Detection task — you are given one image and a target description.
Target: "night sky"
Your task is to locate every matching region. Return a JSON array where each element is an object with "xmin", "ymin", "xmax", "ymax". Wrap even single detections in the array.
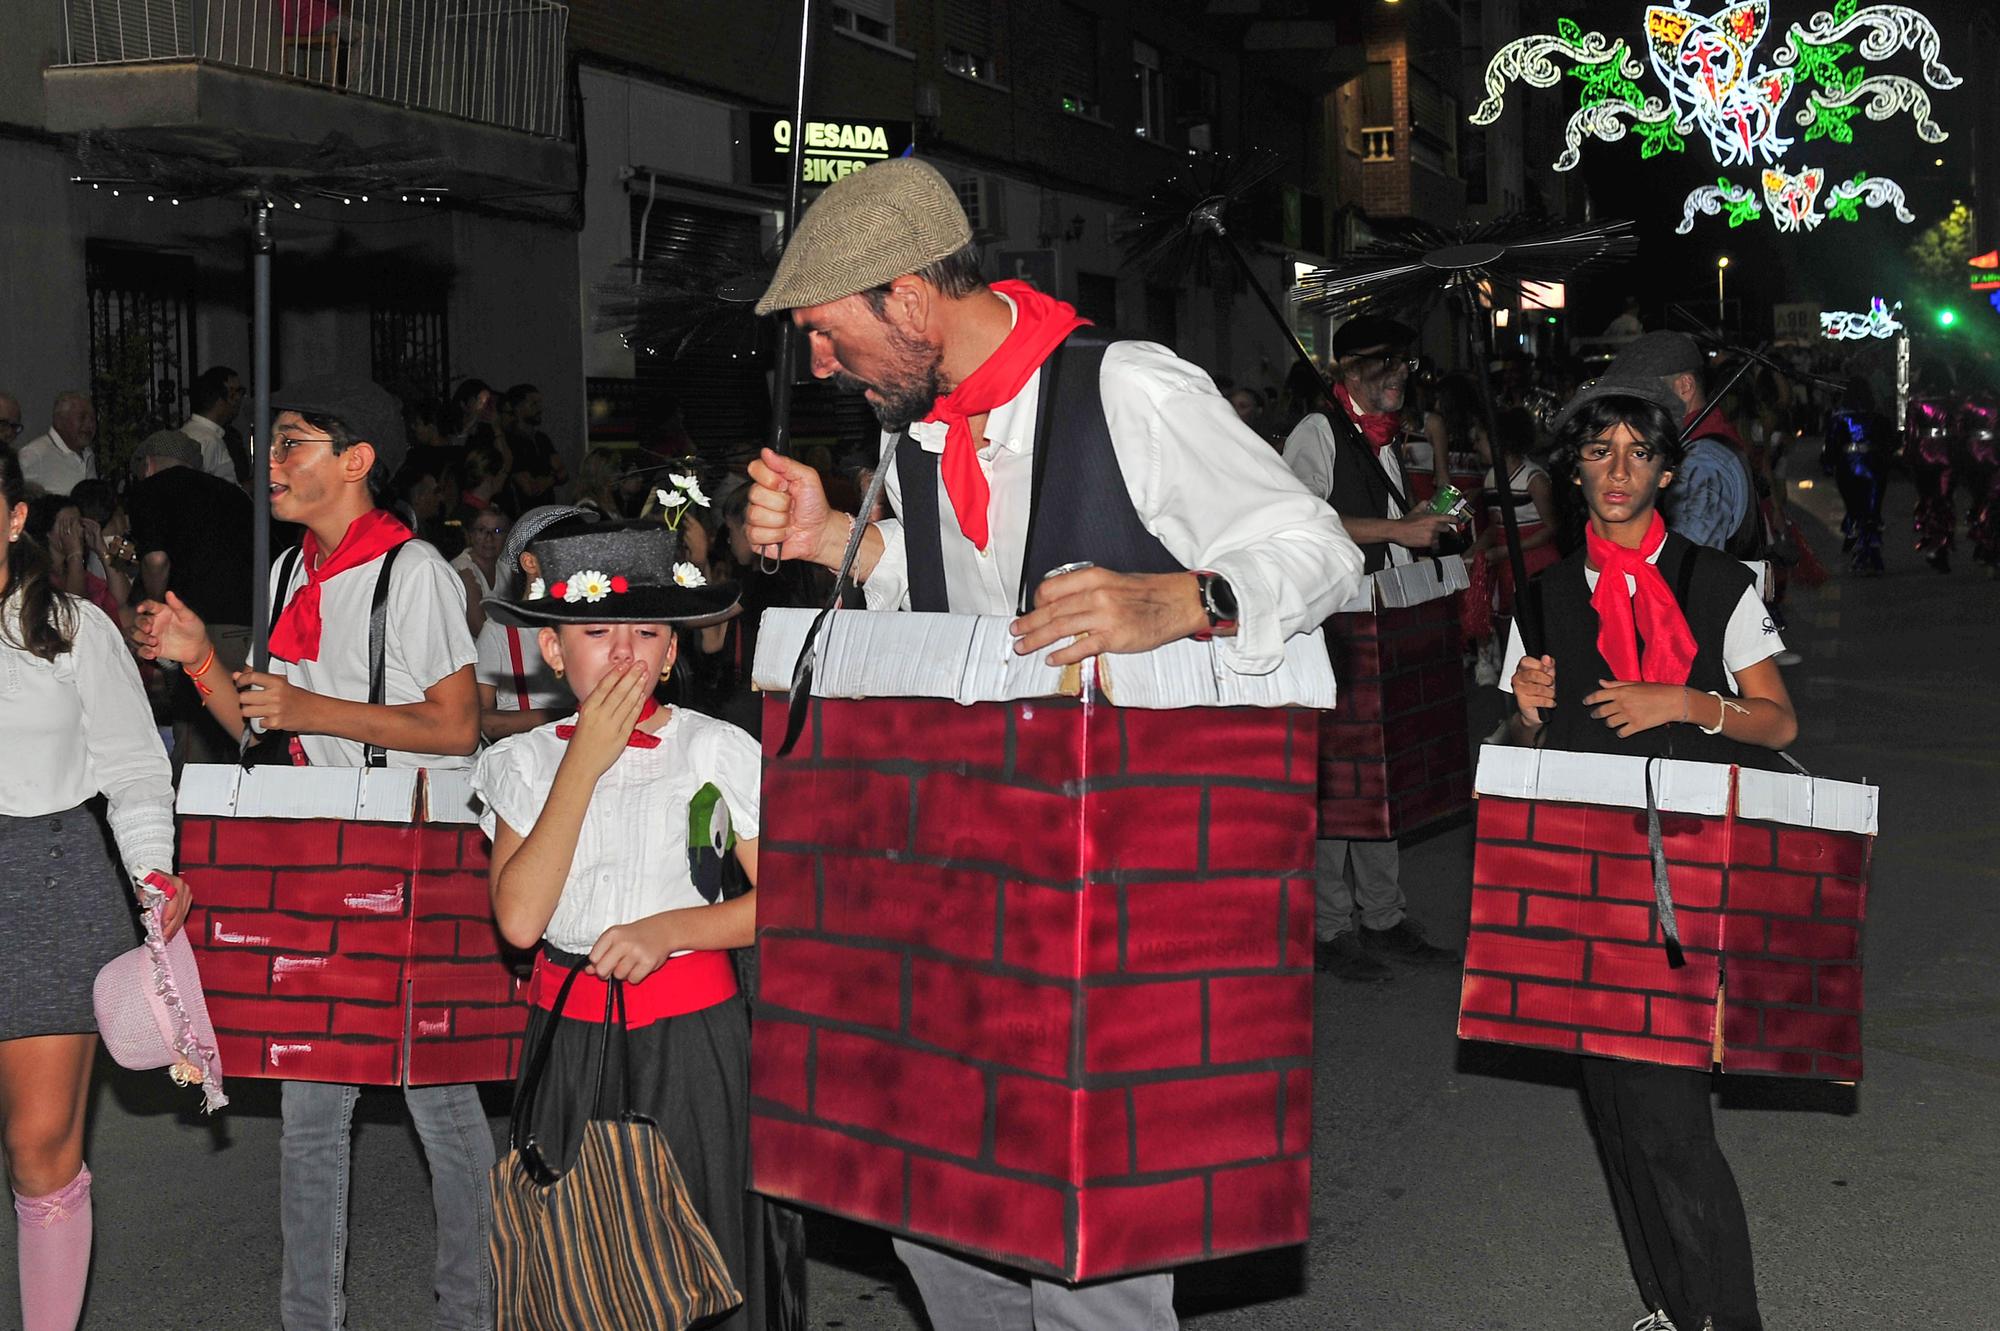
[{"xmin": 1518, "ymin": 0, "xmax": 1992, "ymax": 344}]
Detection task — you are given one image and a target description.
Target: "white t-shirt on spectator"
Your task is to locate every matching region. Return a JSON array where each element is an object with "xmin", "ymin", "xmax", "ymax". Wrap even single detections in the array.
[
  {"xmin": 264, "ymin": 537, "xmax": 477, "ymax": 769},
  {"xmin": 475, "ymin": 618, "xmax": 568, "ymax": 712}
]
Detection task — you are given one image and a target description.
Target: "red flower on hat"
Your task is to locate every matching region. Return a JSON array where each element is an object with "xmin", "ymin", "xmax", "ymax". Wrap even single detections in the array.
[
  {"xmin": 549, "ymin": 581, "xmax": 569, "ymax": 600},
  {"xmin": 610, "ymin": 575, "xmax": 629, "ymax": 594}
]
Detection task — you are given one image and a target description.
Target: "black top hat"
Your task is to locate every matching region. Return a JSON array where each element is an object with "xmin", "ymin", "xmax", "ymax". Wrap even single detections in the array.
[{"xmin": 484, "ymin": 519, "xmax": 739, "ymax": 625}]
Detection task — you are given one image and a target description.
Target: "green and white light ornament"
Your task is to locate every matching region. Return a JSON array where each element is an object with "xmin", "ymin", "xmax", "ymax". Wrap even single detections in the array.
[{"xmin": 1470, "ymin": 1, "xmax": 1958, "ymax": 236}]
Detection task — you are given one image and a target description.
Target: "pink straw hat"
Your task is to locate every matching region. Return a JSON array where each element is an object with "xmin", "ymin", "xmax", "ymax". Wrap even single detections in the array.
[{"xmin": 93, "ymin": 875, "xmax": 228, "ymax": 1112}]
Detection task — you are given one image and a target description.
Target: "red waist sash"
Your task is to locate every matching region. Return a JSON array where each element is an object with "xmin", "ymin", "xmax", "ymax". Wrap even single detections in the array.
[{"xmin": 529, "ymin": 947, "xmax": 737, "ymax": 1029}]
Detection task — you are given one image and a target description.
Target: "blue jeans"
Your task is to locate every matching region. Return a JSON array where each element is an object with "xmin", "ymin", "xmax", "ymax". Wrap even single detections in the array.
[{"xmin": 279, "ymin": 1080, "xmax": 497, "ymax": 1331}]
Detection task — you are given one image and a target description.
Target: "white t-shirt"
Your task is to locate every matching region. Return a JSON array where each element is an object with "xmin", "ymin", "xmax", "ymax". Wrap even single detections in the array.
[
  {"xmin": 1499, "ymin": 551, "xmax": 1784, "ymax": 694},
  {"xmin": 472, "ymin": 708, "xmax": 763, "ymax": 953},
  {"xmin": 475, "ymin": 618, "xmax": 567, "ymax": 712},
  {"xmin": 264, "ymin": 538, "xmax": 478, "ymax": 769}
]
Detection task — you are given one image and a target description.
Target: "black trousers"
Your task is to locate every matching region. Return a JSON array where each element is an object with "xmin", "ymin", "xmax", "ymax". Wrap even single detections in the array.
[{"xmin": 1580, "ymin": 1057, "xmax": 1763, "ymax": 1331}]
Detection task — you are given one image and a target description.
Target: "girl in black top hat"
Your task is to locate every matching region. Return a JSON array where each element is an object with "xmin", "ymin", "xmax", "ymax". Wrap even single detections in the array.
[{"xmin": 1503, "ymin": 381, "xmax": 1798, "ymax": 1331}]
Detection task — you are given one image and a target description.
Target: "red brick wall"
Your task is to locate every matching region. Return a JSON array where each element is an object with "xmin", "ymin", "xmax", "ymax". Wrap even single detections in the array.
[
  {"xmin": 181, "ymin": 816, "xmax": 529, "ymax": 1087},
  {"xmin": 751, "ymin": 693, "xmax": 1318, "ymax": 1281},
  {"xmin": 1317, "ymin": 597, "xmax": 1474, "ymax": 840},
  {"xmin": 1457, "ymin": 795, "xmax": 1869, "ymax": 1079}
]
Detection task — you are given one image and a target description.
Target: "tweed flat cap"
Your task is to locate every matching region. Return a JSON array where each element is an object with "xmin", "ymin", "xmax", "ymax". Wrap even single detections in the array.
[
  {"xmin": 1607, "ymin": 330, "xmax": 1706, "ymax": 380},
  {"xmin": 755, "ymin": 158, "xmax": 974, "ymax": 315}
]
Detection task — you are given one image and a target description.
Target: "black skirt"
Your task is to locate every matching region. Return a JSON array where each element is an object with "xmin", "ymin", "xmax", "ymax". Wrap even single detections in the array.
[
  {"xmin": 514, "ymin": 982, "xmax": 783, "ymax": 1331},
  {"xmin": 0, "ymin": 804, "xmax": 138, "ymax": 1040}
]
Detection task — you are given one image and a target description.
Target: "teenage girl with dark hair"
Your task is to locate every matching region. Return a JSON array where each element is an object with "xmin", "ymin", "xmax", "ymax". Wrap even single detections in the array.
[
  {"xmin": 1505, "ymin": 382, "xmax": 1798, "ymax": 1331},
  {"xmin": 0, "ymin": 448, "xmax": 190, "ymax": 1331}
]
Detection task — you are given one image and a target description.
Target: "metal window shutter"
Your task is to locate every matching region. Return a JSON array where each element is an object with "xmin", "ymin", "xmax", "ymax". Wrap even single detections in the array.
[
  {"xmin": 839, "ymin": 0, "xmax": 894, "ymax": 27},
  {"xmin": 629, "ymin": 198, "xmax": 769, "ymax": 458},
  {"xmin": 940, "ymin": 0, "xmax": 991, "ymax": 53}
]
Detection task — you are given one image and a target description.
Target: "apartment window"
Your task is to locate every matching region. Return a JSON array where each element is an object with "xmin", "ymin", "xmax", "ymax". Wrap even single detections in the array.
[
  {"xmin": 951, "ymin": 174, "xmax": 1004, "ymax": 235},
  {"xmin": 371, "ymin": 301, "xmax": 451, "ymax": 407},
  {"xmin": 1054, "ymin": 5, "xmax": 1100, "ymax": 117},
  {"xmin": 1408, "ymin": 68, "xmax": 1459, "ymax": 177},
  {"xmin": 831, "ymin": 0, "xmax": 894, "ymax": 46},
  {"xmin": 1133, "ymin": 39, "xmax": 1165, "ymax": 141},
  {"xmin": 940, "ymin": 0, "xmax": 1001, "ymax": 83},
  {"xmin": 86, "ymin": 241, "xmax": 195, "ymax": 446},
  {"xmin": 1176, "ymin": 63, "xmax": 1220, "ymax": 151}
]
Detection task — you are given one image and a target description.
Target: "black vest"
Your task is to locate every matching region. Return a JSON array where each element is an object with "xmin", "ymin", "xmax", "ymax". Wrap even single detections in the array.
[
  {"xmin": 1529, "ymin": 533, "xmax": 1785, "ymax": 771},
  {"xmin": 894, "ymin": 327, "xmax": 1182, "ymax": 614},
  {"xmin": 1312, "ymin": 409, "xmax": 1398, "ymax": 575}
]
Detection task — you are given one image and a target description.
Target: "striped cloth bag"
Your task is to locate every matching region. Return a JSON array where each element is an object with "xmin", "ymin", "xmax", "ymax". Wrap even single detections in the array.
[{"xmin": 491, "ymin": 972, "xmax": 742, "ymax": 1330}]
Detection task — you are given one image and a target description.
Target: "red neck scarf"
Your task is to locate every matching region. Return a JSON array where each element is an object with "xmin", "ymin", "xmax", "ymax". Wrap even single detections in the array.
[
  {"xmin": 268, "ymin": 509, "xmax": 414, "ymax": 664},
  {"xmin": 1334, "ymin": 383, "xmax": 1402, "ymax": 448},
  {"xmin": 1585, "ymin": 512, "xmax": 1698, "ymax": 685},
  {"xmin": 556, "ymin": 697, "xmax": 662, "ymax": 749},
  {"xmin": 921, "ymin": 280, "xmax": 1088, "ymax": 551}
]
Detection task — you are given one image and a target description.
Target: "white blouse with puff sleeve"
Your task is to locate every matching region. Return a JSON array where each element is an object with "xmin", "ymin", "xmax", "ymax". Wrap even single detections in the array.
[
  {"xmin": 0, "ymin": 596, "xmax": 176, "ymax": 874},
  {"xmin": 472, "ymin": 707, "xmax": 762, "ymax": 955}
]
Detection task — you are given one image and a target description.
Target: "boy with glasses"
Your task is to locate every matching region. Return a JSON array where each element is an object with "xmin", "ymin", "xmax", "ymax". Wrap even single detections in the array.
[{"xmin": 133, "ymin": 375, "xmax": 492, "ymax": 1331}]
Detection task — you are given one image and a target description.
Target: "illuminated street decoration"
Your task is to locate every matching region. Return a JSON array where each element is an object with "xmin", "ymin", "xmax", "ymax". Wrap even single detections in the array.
[
  {"xmin": 1820, "ymin": 297, "xmax": 1903, "ymax": 338},
  {"xmin": 1674, "ymin": 167, "xmax": 1912, "ymax": 233},
  {"xmin": 1472, "ymin": 0, "xmax": 1960, "ymax": 174}
]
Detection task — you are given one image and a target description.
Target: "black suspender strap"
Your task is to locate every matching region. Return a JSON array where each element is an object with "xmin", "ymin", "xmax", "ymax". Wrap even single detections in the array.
[
  {"xmin": 268, "ymin": 546, "xmax": 303, "ymax": 643},
  {"xmin": 1015, "ymin": 340, "xmax": 1069, "ymax": 616},
  {"xmin": 363, "ymin": 543, "xmax": 404, "ymax": 769}
]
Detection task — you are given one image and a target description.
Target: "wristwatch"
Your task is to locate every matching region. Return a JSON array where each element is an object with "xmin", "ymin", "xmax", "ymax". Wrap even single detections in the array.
[{"xmin": 1192, "ymin": 570, "xmax": 1239, "ymax": 641}]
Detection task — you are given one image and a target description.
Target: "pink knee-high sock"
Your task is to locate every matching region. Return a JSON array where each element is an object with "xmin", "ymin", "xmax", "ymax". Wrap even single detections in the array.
[{"xmin": 14, "ymin": 1164, "xmax": 93, "ymax": 1331}]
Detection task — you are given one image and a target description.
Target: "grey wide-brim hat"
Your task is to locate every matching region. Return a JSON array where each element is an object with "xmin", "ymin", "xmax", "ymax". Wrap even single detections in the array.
[
  {"xmin": 755, "ymin": 157, "xmax": 972, "ymax": 315},
  {"xmin": 1550, "ymin": 371, "xmax": 1688, "ymax": 435},
  {"xmin": 485, "ymin": 519, "xmax": 738, "ymax": 625}
]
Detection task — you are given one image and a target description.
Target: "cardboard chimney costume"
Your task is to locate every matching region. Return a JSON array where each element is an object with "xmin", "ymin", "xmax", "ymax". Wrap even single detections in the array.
[
  {"xmin": 748, "ymin": 609, "xmax": 1334, "ymax": 1281},
  {"xmin": 178, "ymin": 765, "xmax": 528, "ymax": 1086}
]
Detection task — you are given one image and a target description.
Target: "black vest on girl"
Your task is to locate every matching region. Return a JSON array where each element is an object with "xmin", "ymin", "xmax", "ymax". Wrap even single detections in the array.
[
  {"xmin": 1311, "ymin": 409, "xmax": 1397, "ymax": 575},
  {"xmin": 1529, "ymin": 532, "xmax": 1785, "ymax": 772},
  {"xmin": 892, "ymin": 327, "xmax": 1182, "ymax": 614}
]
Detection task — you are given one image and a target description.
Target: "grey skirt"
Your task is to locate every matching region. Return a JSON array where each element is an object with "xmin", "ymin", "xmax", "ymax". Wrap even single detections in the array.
[{"xmin": 0, "ymin": 804, "xmax": 139, "ymax": 1040}]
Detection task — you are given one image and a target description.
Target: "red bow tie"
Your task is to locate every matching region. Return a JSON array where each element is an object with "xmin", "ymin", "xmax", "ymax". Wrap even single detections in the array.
[{"xmin": 555, "ymin": 698, "xmax": 662, "ymax": 749}]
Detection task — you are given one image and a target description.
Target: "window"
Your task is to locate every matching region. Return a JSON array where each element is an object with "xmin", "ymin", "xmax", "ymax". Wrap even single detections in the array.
[
  {"xmin": 86, "ymin": 241, "xmax": 195, "ymax": 460},
  {"xmin": 629, "ymin": 196, "xmax": 770, "ymax": 456},
  {"xmin": 1133, "ymin": 39, "xmax": 1165, "ymax": 141},
  {"xmin": 940, "ymin": 0, "xmax": 1001, "ymax": 83},
  {"xmin": 1176, "ymin": 63, "xmax": 1219, "ymax": 151},
  {"xmin": 1054, "ymin": 5, "xmax": 1099, "ymax": 118},
  {"xmin": 951, "ymin": 174, "xmax": 1004, "ymax": 235},
  {"xmin": 831, "ymin": 0, "xmax": 894, "ymax": 46},
  {"xmin": 1408, "ymin": 68, "xmax": 1459, "ymax": 177},
  {"xmin": 371, "ymin": 301, "xmax": 451, "ymax": 407}
]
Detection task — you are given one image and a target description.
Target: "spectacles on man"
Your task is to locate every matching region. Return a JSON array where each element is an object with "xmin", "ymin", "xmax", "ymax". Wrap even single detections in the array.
[
  {"xmin": 269, "ymin": 430, "xmax": 336, "ymax": 463},
  {"xmin": 1346, "ymin": 353, "xmax": 1419, "ymax": 377},
  {"xmin": 0, "ymin": 419, "xmax": 21, "ymax": 437}
]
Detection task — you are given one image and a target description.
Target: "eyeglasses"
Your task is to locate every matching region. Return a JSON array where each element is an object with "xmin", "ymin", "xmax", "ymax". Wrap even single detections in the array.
[
  {"xmin": 0, "ymin": 420, "xmax": 20, "ymax": 436},
  {"xmin": 473, "ymin": 522, "xmax": 509, "ymax": 538},
  {"xmin": 1347, "ymin": 354, "xmax": 1419, "ymax": 377},
  {"xmin": 269, "ymin": 430, "xmax": 335, "ymax": 463}
]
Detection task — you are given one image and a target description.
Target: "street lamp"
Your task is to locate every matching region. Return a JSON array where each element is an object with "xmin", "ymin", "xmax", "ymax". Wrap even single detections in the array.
[{"xmin": 1716, "ymin": 255, "xmax": 1730, "ymax": 323}]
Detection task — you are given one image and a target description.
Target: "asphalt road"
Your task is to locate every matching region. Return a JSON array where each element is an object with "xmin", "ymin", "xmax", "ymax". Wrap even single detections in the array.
[{"xmin": 6, "ymin": 465, "xmax": 1995, "ymax": 1330}]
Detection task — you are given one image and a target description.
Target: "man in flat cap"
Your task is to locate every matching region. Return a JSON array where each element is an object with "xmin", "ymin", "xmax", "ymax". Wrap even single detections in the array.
[
  {"xmin": 746, "ymin": 156, "xmax": 1363, "ymax": 1331},
  {"xmin": 1609, "ymin": 331, "xmax": 1763, "ymax": 559},
  {"xmin": 1282, "ymin": 315, "xmax": 1462, "ymax": 983}
]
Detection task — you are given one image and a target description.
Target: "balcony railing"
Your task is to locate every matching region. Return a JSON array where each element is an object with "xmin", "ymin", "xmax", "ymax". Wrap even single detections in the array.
[
  {"xmin": 1360, "ymin": 126, "xmax": 1396, "ymax": 163},
  {"xmin": 55, "ymin": 0, "xmax": 570, "ymax": 138}
]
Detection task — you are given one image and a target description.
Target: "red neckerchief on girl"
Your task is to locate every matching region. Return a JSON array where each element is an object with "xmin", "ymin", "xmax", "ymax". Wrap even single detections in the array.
[
  {"xmin": 1333, "ymin": 382, "xmax": 1401, "ymax": 448},
  {"xmin": 920, "ymin": 279, "xmax": 1089, "ymax": 552},
  {"xmin": 1584, "ymin": 511, "xmax": 1698, "ymax": 685},
  {"xmin": 555, "ymin": 697, "xmax": 662, "ymax": 749},
  {"xmin": 267, "ymin": 509, "xmax": 414, "ymax": 664}
]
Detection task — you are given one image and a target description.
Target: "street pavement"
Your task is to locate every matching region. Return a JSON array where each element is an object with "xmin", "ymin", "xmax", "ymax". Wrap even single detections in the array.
[{"xmin": 6, "ymin": 464, "xmax": 1995, "ymax": 1330}]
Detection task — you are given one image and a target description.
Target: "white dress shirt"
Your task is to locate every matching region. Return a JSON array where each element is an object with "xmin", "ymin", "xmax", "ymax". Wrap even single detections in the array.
[
  {"xmin": 863, "ymin": 311, "xmax": 1364, "ymax": 675},
  {"xmin": 180, "ymin": 413, "xmax": 237, "ymax": 483},
  {"xmin": 1283, "ymin": 412, "xmax": 1413, "ymax": 568},
  {"xmin": 473, "ymin": 708, "xmax": 763, "ymax": 953},
  {"xmin": 0, "ymin": 597, "xmax": 175, "ymax": 873},
  {"xmin": 263, "ymin": 539, "xmax": 479, "ymax": 768},
  {"xmin": 17, "ymin": 429, "xmax": 96, "ymax": 496}
]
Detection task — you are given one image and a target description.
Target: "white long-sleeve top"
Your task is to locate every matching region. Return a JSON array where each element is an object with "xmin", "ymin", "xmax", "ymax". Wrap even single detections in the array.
[
  {"xmin": 862, "ymin": 320, "xmax": 1365, "ymax": 674},
  {"xmin": 0, "ymin": 596, "xmax": 175, "ymax": 874}
]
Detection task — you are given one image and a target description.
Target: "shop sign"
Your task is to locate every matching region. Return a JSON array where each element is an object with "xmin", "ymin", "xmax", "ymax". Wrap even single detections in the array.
[{"xmin": 749, "ymin": 113, "xmax": 914, "ymax": 187}]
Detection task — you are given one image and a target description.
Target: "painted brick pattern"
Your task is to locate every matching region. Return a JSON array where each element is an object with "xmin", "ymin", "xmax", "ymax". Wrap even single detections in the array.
[
  {"xmin": 1317, "ymin": 598, "xmax": 1474, "ymax": 840},
  {"xmin": 182, "ymin": 816, "xmax": 529, "ymax": 1086},
  {"xmin": 750, "ymin": 694, "xmax": 1319, "ymax": 1282},
  {"xmin": 1457, "ymin": 795, "xmax": 1870, "ymax": 1079}
]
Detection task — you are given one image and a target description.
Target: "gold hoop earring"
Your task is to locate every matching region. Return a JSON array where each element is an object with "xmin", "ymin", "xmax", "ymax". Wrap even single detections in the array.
[{"xmin": 553, "ymin": 665, "xmax": 564, "ymax": 680}]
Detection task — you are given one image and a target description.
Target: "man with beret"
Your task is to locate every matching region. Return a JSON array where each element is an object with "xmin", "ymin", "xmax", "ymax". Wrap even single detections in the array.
[
  {"xmin": 132, "ymin": 376, "xmax": 491, "ymax": 1331},
  {"xmin": 126, "ymin": 428, "xmax": 254, "ymax": 765},
  {"xmin": 1283, "ymin": 315, "xmax": 1462, "ymax": 983},
  {"xmin": 1610, "ymin": 331, "xmax": 1762, "ymax": 558},
  {"xmin": 745, "ymin": 157, "xmax": 1363, "ymax": 1331}
]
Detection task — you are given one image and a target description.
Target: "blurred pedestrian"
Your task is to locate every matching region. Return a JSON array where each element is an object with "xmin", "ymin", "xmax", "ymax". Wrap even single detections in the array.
[{"xmin": 18, "ymin": 391, "xmax": 97, "ymax": 497}]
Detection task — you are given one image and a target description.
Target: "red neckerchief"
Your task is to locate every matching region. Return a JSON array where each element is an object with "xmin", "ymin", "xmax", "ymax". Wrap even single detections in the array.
[
  {"xmin": 1585, "ymin": 512, "xmax": 1698, "ymax": 685},
  {"xmin": 267, "ymin": 509, "xmax": 414, "ymax": 664},
  {"xmin": 1333, "ymin": 383, "xmax": 1401, "ymax": 448},
  {"xmin": 921, "ymin": 280, "xmax": 1088, "ymax": 552},
  {"xmin": 555, "ymin": 697, "xmax": 662, "ymax": 749}
]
